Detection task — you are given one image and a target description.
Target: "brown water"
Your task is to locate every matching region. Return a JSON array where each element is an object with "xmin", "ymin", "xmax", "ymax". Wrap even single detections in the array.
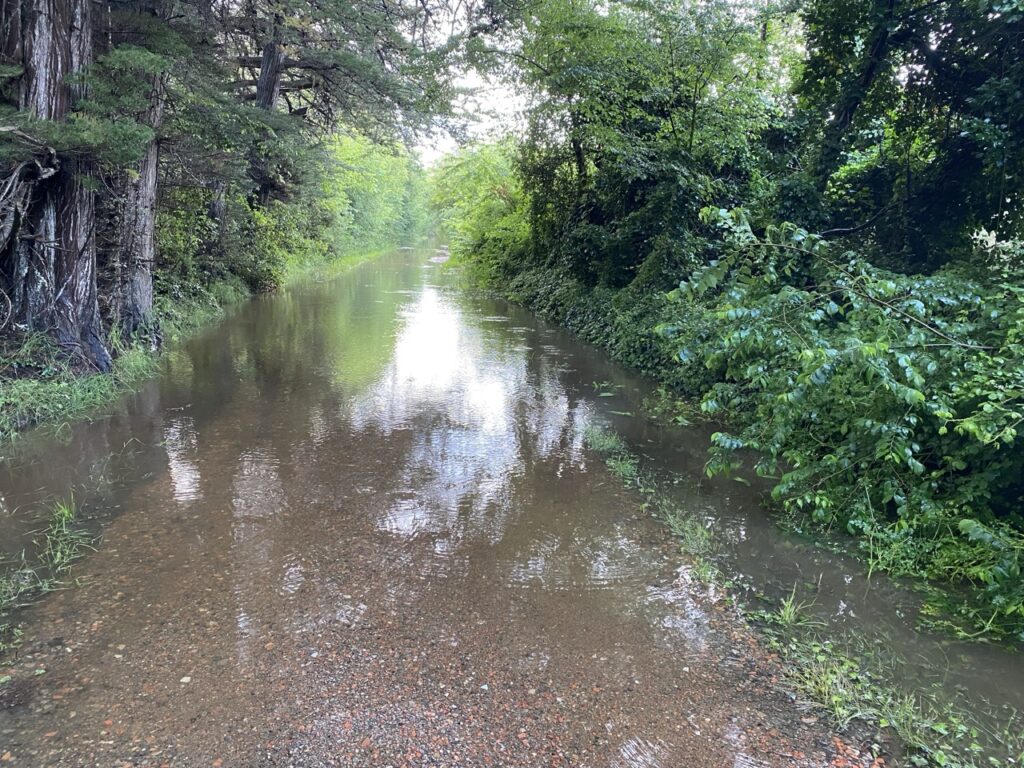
[{"xmin": 0, "ymin": 251, "xmax": 1020, "ymax": 766}]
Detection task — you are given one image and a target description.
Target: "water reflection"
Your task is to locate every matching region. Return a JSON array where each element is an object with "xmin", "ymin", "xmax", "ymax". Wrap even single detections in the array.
[
  {"xmin": 1, "ymin": 252, "xmax": 1021, "ymax": 767},
  {"xmin": 163, "ymin": 417, "xmax": 201, "ymax": 504},
  {"xmin": 350, "ymin": 282, "xmax": 594, "ymax": 549}
]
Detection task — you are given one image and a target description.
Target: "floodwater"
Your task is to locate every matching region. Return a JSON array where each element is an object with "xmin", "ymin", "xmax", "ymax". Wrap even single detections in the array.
[{"xmin": 0, "ymin": 251, "xmax": 1019, "ymax": 766}]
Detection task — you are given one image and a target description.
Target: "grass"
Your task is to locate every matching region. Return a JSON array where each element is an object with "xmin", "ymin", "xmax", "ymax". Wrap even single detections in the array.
[
  {"xmin": 154, "ymin": 276, "xmax": 250, "ymax": 345},
  {"xmin": 774, "ymin": 583, "xmax": 826, "ymax": 629},
  {"xmin": 760, "ymin": 626, "xmax": 1024, "ymax": 767},
  {"xmin": 584, "ymin": 421, "xmax": 1024, "ymax": 768},
  {"xmin": 583, "ymin": 423, "xmax": 720, "ymax": 578},
  {"xmin": 0, "ymin": 336, "xmax": 159, "ymax": 445},
  {"xmin": 0, "ymin": 272, "xmax": 254, "ymax": 447},
  {"xmin": 0, "ymin": 498, "xmax": 92, "ymax": 653}
]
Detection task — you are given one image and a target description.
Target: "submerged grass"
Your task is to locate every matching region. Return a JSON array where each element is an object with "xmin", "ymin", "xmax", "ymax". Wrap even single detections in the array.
[
  {"xmin": 0, "ymin": 498, "xmax": 92, "ymax": 653},
  {"xmin": 582, "ymin": 423, "xmax": 719, "ymax": 578},
  {"xmin": 583, "ymin": 421, "xmax": 1024, "ymax": 768}
]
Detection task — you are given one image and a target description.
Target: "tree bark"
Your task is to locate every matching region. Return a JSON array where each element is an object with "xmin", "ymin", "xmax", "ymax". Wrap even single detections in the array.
[
  {"xmin": 110, "ymin": 74, "xmax": 167, "ymax": 341},
  {"xmin": 0, "ymin": 0, "xmax": 111, "ymax": 369},
  {"xmin": 255, "ymin": 38, "xmax": 285, "ymax": 110},
  {"xmin": 250, "ymin": 33, "xmax": 285, "ymax": 205}
]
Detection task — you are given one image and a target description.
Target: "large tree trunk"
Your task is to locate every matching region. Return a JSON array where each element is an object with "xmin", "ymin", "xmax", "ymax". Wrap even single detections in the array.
[
  {"xmin": 95, "ymin": 1, "xmax": 168, "ymax": 341},
  {"xmin": 0, "ymin": 0, "xmax": 111, "ymax": 369},
  {"xmin": 108, "ymin": 74, "xmax": 167, "ymax": 341},
  {"xmin": 249, "ymin": 34, "xmax": 285, "ymax": 206}
]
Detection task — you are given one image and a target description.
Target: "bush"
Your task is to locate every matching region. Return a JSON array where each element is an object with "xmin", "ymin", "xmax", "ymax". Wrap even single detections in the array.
[{"xmin": 663, "ymin": 209, "xmax": 1024, "ymax": 639}]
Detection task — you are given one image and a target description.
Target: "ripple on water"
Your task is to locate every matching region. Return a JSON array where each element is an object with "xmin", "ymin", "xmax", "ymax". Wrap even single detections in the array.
[
  {"xmin": 612, "ymin": 736, "xmax": 672, "ymax": 768},
  {"xmin": 643, "ymin": 566, "xmax": 721, "ymax": 653},
  {"xmin": 503, "ymin": 528, "xmax": 662, "ymax": 593}
]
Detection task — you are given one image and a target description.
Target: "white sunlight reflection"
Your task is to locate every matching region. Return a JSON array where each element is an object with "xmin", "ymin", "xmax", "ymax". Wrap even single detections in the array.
[
  {"xmin": 163, "ymin": 417, "xmax": 201, "ymax": 504},
  {"xmin": 349, "ymin": 285, "xmax": 509, "ymax": 433}
]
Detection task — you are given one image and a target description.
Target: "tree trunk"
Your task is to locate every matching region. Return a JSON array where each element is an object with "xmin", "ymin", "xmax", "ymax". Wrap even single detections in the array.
[
  {"xmin": 250, "ymin": 34, "xmax": 285, "ymax": 205},
  {"xmin": 94, "ymin": 0, "xmax": 170, "ymax": 342},
  {"xmin": 814, "ymin": 0, "xmax": 903, "ymax": 183},
  {"xmin": 0, "ymin": 0, "xmax": 111, "ymax": 370},
  {"xmin": 255, "ymin": 38, "xmax": 285, "ymax": 111},
  {"xmin": 110, "ymin": 74, "xmax": 166, "ymax": 341}
]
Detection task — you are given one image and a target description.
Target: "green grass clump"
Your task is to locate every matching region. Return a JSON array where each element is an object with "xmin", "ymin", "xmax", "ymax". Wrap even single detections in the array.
[
  {"xmin": 0, "ymin": 334, "xmax": 159, "ymax": 444},
  {"xmin": 772, "ymin": 584, "xmax": 825, "ymax": 630},
  {"xmin": 0, "ymin": 273, "xmax": 254, "ymax": 445},
  {"xmin": 582, "ymin": 423, "xmax": 628, "ymax": 455},
  {"xmin": 748, "ymin": 592, "xmax": 1024, "ymax": 767},
  {"xmin": 762, "ymin": 628, "xmax": 1024, "ymax": 767},
  {"xmin": 1, "ymin": 498, "xmax": 91, "ymax": 653}
]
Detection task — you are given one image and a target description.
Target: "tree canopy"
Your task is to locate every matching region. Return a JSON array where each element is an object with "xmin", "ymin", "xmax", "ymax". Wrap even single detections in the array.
[{"xmin": 0, "ymin": 0, "xmax": 480, "ymax": 360}]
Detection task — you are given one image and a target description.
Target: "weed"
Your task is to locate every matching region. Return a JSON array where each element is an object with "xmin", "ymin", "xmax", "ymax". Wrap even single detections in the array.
[
  {"xmin": 775, "ymin": 583, "xmax": 825, "ymax": 629},
  {"xmin": 642, "ymin": 386, "xmax": 700, "ymax": 426},
  {"xmin": 664, "ymin": 510, "xmax": 713, "ymax": 557},
  {"xmin": 583, "ymin": 424, "xmax": 627, "ymax": 455},
  {"xmin": 0, "ymin": 498, "xmax": 91, "ymax": 654},
  {"xmin": 39, "ymin": 500, "xmax": 92, "ymax": 574}
]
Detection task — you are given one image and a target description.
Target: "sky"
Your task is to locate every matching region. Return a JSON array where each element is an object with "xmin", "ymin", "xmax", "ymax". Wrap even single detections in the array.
[{"xmin": 415, "ymin": 70, "xmax": 526, "ymax": 167}]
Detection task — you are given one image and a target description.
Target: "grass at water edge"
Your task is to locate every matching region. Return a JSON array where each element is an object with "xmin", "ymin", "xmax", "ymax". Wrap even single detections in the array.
[{"xmin": 582, "ymin": 423, "xmax": 1024, "ymax": 768}]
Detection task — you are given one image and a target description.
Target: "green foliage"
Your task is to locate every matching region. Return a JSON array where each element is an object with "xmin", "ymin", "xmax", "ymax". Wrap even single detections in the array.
[
  {"xmin": 430, "ymin": 141, "xmax": 530, "ymax": 282},
  {"xmin": 798, "ymin": 0, "xmax": 1024, "ymax": 263},
  {"xmin": 665, "ymin": 210, "xmax": 1024, "ymax": 639},
  {"xmin": 501, "ymin": 0, "xmax": 790, "ymax": 289},
  {"xmin": 0, "ymin": 499, "xmax": 90, "ymax": 653},
  {"xmin": 154, "ymin": 187, "xmax": 222, "ymax": 285},
  {"xmin": 431, "ymin": 0, "xmax": 1024, "ymax": 646},
  {"xmin": 326, "ymin": 134, "xmax": 432, "ymax": 253},
  {"xmin": 237, "ymin": 199, "xmax": 328, "ymax": 290},
  {"xmin": 154, "ymin": 129, "xmax": 430, "ymax": 299}
]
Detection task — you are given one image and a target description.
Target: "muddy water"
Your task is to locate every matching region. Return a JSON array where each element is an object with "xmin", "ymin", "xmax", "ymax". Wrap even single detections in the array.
[{"xmin": 0, "ymin": 252, "xmax": 1018, "ymax": 766}]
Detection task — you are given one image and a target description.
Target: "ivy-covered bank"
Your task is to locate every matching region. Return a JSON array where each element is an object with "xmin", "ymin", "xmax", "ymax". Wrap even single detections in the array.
[{"xmin": 428, "ymin": 0, "xmax": 1024, "ymax": 645}]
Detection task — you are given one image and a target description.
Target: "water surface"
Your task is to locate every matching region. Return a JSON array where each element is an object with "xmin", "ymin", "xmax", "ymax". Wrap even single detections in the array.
[{"xmin": 0, "ymin": 252, "xmax": 1019, "ymax": 765}]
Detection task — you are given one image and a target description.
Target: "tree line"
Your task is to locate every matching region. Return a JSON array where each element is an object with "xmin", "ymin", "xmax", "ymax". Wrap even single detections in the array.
[
  {"xmin": 0, "ymin": 0, "xmax": 500, "ymax": 369},
  {"xmin": 431, "ymin": 0, "xmax": 1024, "ymax": 641}
]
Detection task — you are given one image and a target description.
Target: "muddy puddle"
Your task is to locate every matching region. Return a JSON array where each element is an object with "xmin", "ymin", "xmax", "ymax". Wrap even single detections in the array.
[{"xmin": 0, "ymin": 252, "xmax": 1019, "ymax": 766}]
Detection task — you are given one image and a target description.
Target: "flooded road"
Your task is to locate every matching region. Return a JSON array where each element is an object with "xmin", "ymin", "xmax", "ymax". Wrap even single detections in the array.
[{"xmin": 0, "ymin": 252, "xmax": 1018, "ymax": 765}]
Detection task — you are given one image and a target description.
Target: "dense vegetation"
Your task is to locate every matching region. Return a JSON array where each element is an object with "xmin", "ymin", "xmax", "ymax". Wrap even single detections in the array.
[
  {"xmin": 0, "ymin": 0, "xmax": 472, "ymax": 435},
  {"xmin": 431, "ymin": 0, "xmax": 1024, "ymax": 641}
]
